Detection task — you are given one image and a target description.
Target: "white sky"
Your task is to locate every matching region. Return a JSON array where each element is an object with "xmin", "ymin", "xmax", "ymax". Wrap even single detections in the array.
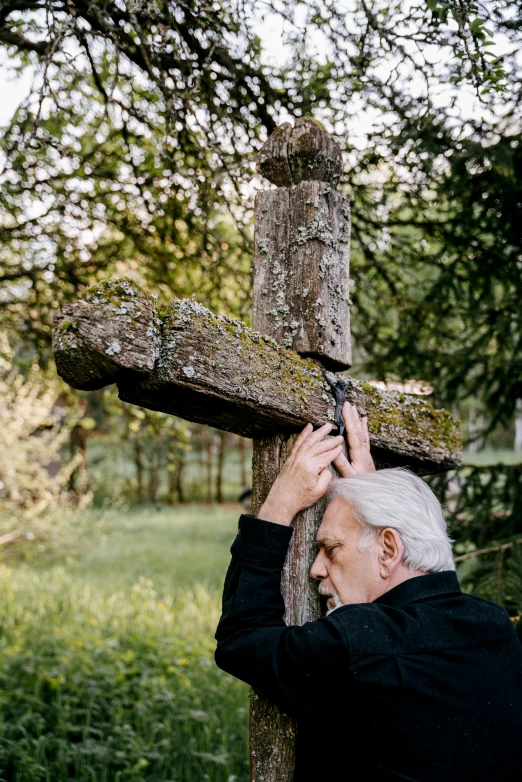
[{"xmin": 0, "ymin": 66, "xmax": 33, "ymax": 125}]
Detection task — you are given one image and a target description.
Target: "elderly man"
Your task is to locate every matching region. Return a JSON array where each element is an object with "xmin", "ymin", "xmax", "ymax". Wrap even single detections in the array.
[{"xmin": 215, "ymin": 404, "xmax": 522, "ymax": 781}]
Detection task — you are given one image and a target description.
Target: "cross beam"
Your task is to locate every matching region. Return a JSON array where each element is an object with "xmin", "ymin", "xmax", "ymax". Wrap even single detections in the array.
[{"xmin": 53, "ymin": 279, "xmax": 461, "ymax": 473}]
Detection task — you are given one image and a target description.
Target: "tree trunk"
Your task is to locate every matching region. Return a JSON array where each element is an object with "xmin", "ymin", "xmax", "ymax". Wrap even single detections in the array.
[
  {"xmin": 168, "ymin": 455, "xmax": 185, "ymax": 504},
  {"xmin": 134, "ymin": 440, "xmax": 144, "ymax": 502},
  {"xmin": 69, "ymin": 425, "xmax": 88, "ymax": 498},
  {"xmin": 239, "ymin": 435, "xmax": 248, "ymax": 488},
  {"xmin": 216, "ymin": 431, "xmax": 226, "ymax": 504},
  {"xmin": 468, "ymin": 407, "xmax": 484, "ymax": 453},
  {"xmin": 175, "ymin": 455, "xmax": 185, "ymax": 503},
  {"xmin": 206, "ymin": 438, "xmax": 213, "ymax": 504},
  {"xmin": 168, "ymin": 463, "xmax": 176, "ymax": 505},
  {"xmin": 515, "ymin": 399, "xmax": 522, "ymax": 452},
  {"xmin": 149, "ymin": 436, "xmax": 163, "ymax": 507}
]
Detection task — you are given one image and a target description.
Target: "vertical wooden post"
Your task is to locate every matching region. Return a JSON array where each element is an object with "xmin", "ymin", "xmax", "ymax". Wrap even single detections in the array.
[{"xmin": 250, "ymin": 117, "xmax": 351, "ymax": 781}]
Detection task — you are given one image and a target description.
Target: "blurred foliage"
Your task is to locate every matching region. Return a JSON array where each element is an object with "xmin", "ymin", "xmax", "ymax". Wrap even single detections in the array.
[
  {"xmin": 430, "ymin": 464, "xmax": 522, "ymax": 620},
  {"xmin": 432, "ymin": 463, "xmax": 522, "ymax": 549},
  {"xmin": 123, "ymin": 406, "xmax": 195, "ymax": 506},
  {"xmin": 0, "ymin": 333, "xmax": 95, "ymax": 550}
]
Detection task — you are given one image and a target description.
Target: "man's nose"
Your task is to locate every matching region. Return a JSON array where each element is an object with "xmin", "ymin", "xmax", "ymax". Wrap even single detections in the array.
[{"xmin": 310, "ymin": 553, "xmax": 327, "ymax": 581}]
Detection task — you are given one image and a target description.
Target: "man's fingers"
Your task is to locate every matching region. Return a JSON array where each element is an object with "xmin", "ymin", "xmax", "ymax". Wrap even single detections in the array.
[
  {"xmin": 314, "ymin": 444, "xmax": 343, "ymax": 471},
  {"xmin": 295, "ymin": 422, "xmax": 333, "ymax": 453},
  {"xmin": 342, "ymin": 402, "xmax": 369, "ymax": 453},
  {"xmin": 309, "ymin": 435, "xmax": 344, "ymax": 456},
  {"xmin": 291, "ymin": 423, "xmax": 313, "ymax": 454},
  {"xmin": 343, "ymin": 401, "xmax": 362, "ymax": 432},
  {"xmin": 333, "ymin": 451, "xmax": 356, "ymax": 477},
  {"xmin": 316, "ymin": 467, "xmax": 333, "ymax": 495}
]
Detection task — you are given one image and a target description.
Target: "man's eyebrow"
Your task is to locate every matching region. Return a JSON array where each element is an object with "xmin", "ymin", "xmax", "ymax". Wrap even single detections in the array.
[{"xmin": 315, "ymin": 535, "xmax": 342, "ymax": 548}]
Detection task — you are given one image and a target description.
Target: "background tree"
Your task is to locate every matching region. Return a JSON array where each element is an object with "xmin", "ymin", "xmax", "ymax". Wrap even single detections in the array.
[{"xmin": 0, "ymin": 0, "xmax": 504, "ymax": 353}]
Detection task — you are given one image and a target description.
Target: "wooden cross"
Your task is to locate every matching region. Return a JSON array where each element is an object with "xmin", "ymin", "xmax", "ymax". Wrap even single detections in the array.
[{"xmin": 52, "ymin": 117, "xmax": 461, "ymax": 781}]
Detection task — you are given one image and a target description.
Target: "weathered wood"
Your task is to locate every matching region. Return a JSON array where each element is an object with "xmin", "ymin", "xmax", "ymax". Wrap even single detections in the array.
[
  {"xmin": 52, "ymin": 279, "xmax": 159, "ymax": 390},
  {"xmin": 51, "ymin": 116, "xmax": 462, "ymax": 782},
  {"xmin": 52, "ymin": 281, "xmax": 462, "ymax": 473},
  {"xmin": 255, "ymin": 118, "xmax": 350, "ymax": 371},
  {"xmin": 258, "ymin": 117, "xmax": 343, "ymax": 187},
  {"xmin": 250, "ymin": 435, "xmax": 298, "ymax": 780},
  {"xmin": 254, "ymin": 182, "xmax": 351, "ymax": 369},
  {"xmin": 257, "ymin": 122, "xmax": 293, "ymax": 188}
]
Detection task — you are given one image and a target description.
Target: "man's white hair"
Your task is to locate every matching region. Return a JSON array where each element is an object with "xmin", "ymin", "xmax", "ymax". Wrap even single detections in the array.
[{"xmin": 329, "ymin": 467, "xmax": 455, "ymax": 573}]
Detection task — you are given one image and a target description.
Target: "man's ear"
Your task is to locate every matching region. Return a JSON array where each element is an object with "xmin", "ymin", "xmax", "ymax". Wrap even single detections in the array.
[{"xmin": 378, "ymin": 528, "xmax": 403, "ymax": 579}]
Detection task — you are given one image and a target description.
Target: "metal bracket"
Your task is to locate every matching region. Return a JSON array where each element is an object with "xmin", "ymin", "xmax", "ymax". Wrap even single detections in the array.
[{"xmin": 324, "ymin": 373, "xmax": 350, "ymax": 437}]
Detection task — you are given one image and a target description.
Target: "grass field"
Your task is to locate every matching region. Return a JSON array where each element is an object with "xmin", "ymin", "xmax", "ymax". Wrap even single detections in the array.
[{"xmin": 0, "ymin": 504, "xmax": 249, "ymax": 781}]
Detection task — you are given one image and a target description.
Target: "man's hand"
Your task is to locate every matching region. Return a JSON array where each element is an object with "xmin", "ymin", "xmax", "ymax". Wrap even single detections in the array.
[
  {"xmin": 333, "ymin": 402, "xmax": 376, "ymax": 477},
  {"xmin": 257, "ymin": 423, "xmax": 344, "ymax": 526}
]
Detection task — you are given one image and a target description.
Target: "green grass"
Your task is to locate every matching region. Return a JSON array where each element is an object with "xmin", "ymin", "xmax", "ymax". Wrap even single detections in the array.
[{"xmin": 0, "ymin": 505, "xmax": 249, "ymax": 782}]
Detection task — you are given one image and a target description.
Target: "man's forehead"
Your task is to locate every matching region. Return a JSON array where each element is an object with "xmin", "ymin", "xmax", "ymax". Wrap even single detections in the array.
[
  {"xmin": 315, "ymin": 533, "xmax": 343, "ymax": 547},
  {"xmin": 316, "ymin": 496, "xmax": 358, "ymax": 543}
]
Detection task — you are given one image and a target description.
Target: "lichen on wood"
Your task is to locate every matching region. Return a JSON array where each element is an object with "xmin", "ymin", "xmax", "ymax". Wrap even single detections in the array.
[
  {"xmin": 118, "ymin": 296, "xmax": 334, "ymax": 438},
  {"xmin": 52, "ymin": 278, "xmax": 159, "ymax": 390},
  {"xmin": 255, "ymin": 117, "xmax": 351, "ymax": 371},
  {"xmin": 251, "ymin": 116, "xmax": 347, "ymax": 781},
  {"xmin": 254, "ymin": 181, "xmax": 351, "ymax": 371}
]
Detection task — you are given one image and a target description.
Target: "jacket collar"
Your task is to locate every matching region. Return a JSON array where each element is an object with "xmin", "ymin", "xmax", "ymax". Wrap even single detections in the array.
[{"xmin": 372, "ymin": 571, "xmax": 461, "ymax": 609}]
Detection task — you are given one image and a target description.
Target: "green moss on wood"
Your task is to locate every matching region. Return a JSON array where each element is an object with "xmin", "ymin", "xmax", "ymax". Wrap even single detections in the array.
[
  {"xmin": 83, "ymin": 278, "xmax": 143, "ymax": 304},
  {"xmin": 163, "ymin": 299, "xmax": 326, "ymax": 411},
  {"xmin": 346, "ymin": 379, "xmax": 460, "ymax": 459},
  {"xmin": 56, "ymin": 319, "xmax": 77, "ymax": 334}
]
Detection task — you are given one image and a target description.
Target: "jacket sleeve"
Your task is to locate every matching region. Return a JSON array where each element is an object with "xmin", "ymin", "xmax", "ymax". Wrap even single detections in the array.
[{"xmin": 215, "ymin": 514, "xmax": 347, "ymax": 719}]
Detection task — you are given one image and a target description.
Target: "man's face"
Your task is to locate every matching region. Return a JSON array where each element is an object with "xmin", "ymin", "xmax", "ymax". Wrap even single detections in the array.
[{"xmin": 310, "ymin": 496, "xmax": 382, "ymax": 608}]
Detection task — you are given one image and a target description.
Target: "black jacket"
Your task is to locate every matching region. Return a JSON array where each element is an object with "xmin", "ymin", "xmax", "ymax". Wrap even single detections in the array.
[{"xmin": 215, "ymin": 515, "xmax": 522, "ymax": 781}]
